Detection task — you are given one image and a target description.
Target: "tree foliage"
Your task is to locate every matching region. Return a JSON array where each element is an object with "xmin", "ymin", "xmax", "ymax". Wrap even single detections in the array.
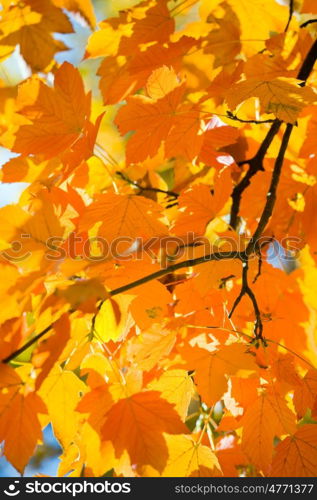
[{"xmin": 0, "ymin": 0, "xmax": 317, "ymax": 477}]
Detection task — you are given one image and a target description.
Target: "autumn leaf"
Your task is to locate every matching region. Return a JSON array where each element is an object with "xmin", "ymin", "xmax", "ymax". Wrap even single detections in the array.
[
  {"xmin": 13, "ymin": 62, "xmax": 91, "ymax": 159},
  {"xmin": 241, "ymin": 388, "xmax": 297, "ymax": 473},
  {"xmin": 293, "ymin": 369, "xmax": 317, "ymax": 418},
  {"xmin": 179, "ymin": 342, "xmax": 257, "ymax": 406},
  {"xmin": 0, "ymin": 0, "xmax": 73, "ymax": 71},
  {"xmin": 271, "ymin": 425, "xmax": 317, "ymax": 477},
  {"xmin": 115, "ymin": 80, "xmax": 187, "ymax": 163},
  {"xmin": 148, "ymin": 369, "xmax": 195, "ymax": 421},
  {"xmin": 101, "ymin": 391, "xmax": 188, "ymax": 472},
  {"xmin": 0, "ymin": 364, "xmax": 46, "ymax": 473},
  {"xmin": 79, "ymin": 192, "xmax": 168, "ymax": 248},
  {"xmin": 1, "ymin": 0, "xmax": 317, "ymax": 480},
  {"xmin": 172, "ymin": 168, "xmax": 232, "ymax": 235},
  {"xmin": 226, "ymin": 77, "xmax": 316, "ymax": 123}
]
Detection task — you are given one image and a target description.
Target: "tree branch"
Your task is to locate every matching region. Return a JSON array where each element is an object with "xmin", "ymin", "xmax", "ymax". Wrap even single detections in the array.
[
  {"xmin": 2, "ymin": 251, "xmax": 241, "ymax": 364},
  {"xmin": 284, "ymin": 0, "xmax": 294, "ymax": 32},
  {"xmin": 226, "ymin": 111, "xmax": 275, "ymax": 124},
  {"xmin": 245, "ymin": 123, "xmax": 293, "ymax": 255},
  {"xmin": 4, "ymin": 41, "xmax": 317, "ymax": 364},
  {"xmin": 230, "ymin": 37, "xmax": 317, "ymax": 230},
  {"xmin": 116, "ymin": 171, "xmax": 179, "ymax": 199},
  {"xmin": 300, "ymin": 19, "xmax": 317, "ymax": 29},
  {"xmin": 230, "ymin": 120, "xmax": 281, "ymax": 229}
]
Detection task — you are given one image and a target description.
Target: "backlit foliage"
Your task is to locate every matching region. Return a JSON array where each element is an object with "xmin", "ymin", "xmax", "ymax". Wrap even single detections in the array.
[{"xmin": 0, "ymin": 0, "xmax": 317, "ymax": 477}]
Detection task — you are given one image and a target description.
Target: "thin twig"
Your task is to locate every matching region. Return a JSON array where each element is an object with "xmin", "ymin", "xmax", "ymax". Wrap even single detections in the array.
[
  {"xmin": 229, "ymin": 260, "xmax": 263, "ymax": 339},
  {"xmin": 300, "ymin": 19, "xmax": 317, "ymax": 28},
  {"xmin": 116, "ymin": 171, "xmax": 179, "ymax": 199},
  {"xmin": 187, "ymin": 324, "xmax": 316, "ymax": 368},
  {"xmin": 284, "ymin": 0, "xmax": 294, "ymax": 32},
  {"xmin": 246, "ymin": 123, "xmax": 293, "ymax": 256},
  {"xmin": 2, "ymin": 251, "xmax": 242, "ymax": 363},
  {"xmin": 226, "ymin": 111, "xmax": 275, "ymax": 124},
  {"xmin": 230, "ymin": 120, "xmax": 281, "ymax": 229}
]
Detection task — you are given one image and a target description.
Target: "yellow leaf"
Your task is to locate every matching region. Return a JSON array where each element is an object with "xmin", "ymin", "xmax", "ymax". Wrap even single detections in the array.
[
  {"xmin": 162, "ymin": 435, "xmax": 219, "ymax": 477},
  {"xmin": 39, "ymin": 365, "xmax": 87, "ymax": 448},
  {"xmin": 149, "ymin": 369, "xmax": 194, "ymax": 421}
]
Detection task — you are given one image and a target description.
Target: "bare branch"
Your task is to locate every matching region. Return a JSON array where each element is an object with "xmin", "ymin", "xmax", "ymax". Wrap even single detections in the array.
[
  {"xmin": 116, "ymin": 171, "xmax": 179, "ymax": 199},
  {"xmin": 2, "ymin": 250, "xmax": 242, "ymax": 364},
  {"xmin": 230, "ymin": 120, "xmax": 281, "ymax": 229},
  {"xmin": 229, "ymin": 259, "xmax": 263, "ymax": 339},
  {"xmin": 284, "ymin": 0, "xmax": 294, "ymax": 32},
  {"xmin": 226, "ymin": 111, "xmax": 275, "ymax": 124},
  {"xmin": 300, "ymin": 19, "xmax": 317, "ymax": 29}
]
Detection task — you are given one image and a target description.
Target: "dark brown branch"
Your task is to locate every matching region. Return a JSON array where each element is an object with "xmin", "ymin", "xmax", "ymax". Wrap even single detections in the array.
[
  {"xmin": 246, "ymin": 123, "xmax": 293, "ymax": 255},
  {"xmin": 230, "ymin": 120, "xmax": 281, "ymax": 229},
  {"xmin": 230, "ymin": 38, "xmax": 317, "ymax": 230},
  {"xmin": 226, "ymin": 111, "xmax": 275, "ymax": 124},
  {"xmin": 116, "ymin": 171, "xmax": 179, "ymax": 199},
  {"xmin": 2, "ymin": 325, "xmax": 53, "ymax": 364},
  {"xmin": 284, "ymin": 0, "xmax": 294, "ymax": 32},
  {"xmin": 229, "ymin": 259, "xmax": 263, "ymax": 339},
  {"xmin": 300, "ymin": 19, "xmax": 317, "ymax": 28},
  {"xmin": 297, "ymin": 38, "xmax": 317, "ymax": 81},
  {"xmin": 228, "ymin": 38, "xmax": 317, "ymax": 338},
  {"xmin": 4, "ymin": 42, "xmax": 317, "ymax": 363},
  {"xmin": 2, "ymin": 250, "xmax": 242, "ymax": 364},
  {"xmin": 253, "ymin": 253, "xmax": 263, "ymax": 284}
]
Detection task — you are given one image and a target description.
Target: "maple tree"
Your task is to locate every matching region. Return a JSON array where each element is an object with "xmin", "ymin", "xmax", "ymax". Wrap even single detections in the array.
[{"xmin": 0, "ymin": 0, "xmax": 317, "ymax": 478}]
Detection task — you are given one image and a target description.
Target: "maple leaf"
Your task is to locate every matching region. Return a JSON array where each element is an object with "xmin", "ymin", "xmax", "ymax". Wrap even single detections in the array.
[
  {"xmin": 33, "ymin": 314, "xmax": 71, "ymax": 389},
  {"xmin": 179, "ymin": 342, "xmax": 257, "ymax": 406},
  {"xmin": 101, "ymin": 391, "xmax": 188, "ymax": 472},
  {"xmin": 52, "ymin": 0, "xmax": 96, "ymax": 28},
  {"xmin": 119, "ymin": 0, "xmax": 174, "ymax": 54},
  {"xmin": 271, "ymin": 425, "xmax": 317, "ymax": 477},
  {"xmin": 115, "ymin": 80, "xmax": 187, "ymax": 163},
  {"xmin": 0, "ymin": 0, "xmax": 73, "ymax": 71},
  {"xmin": 172, "ymin": 168, "xmax": 233, "ymax": 235},
  {"xmin": 148, "ymin": 370, "xmax": 194, "ymax": 422},
  {"xmin": 39, "ymin": 365, "xmax": 87, "ymax": 448},
  {"xmin": 13, "ymin": 62, "xmax": 91, "ymax": 159},
  {"xmin": 97, "ymin": 37, "xmax": 196, "ymax": 105},
  {"xmin": 79, "ymin": 192, "xmax": 168, "ymax": 248},
  {"xmin": 226, "ymin": 77, "xmax": 316, "ymax": 124},
  {"xmin": 293, "ymin": 369, "xmax": 317, "ymax": 418},
  {"xmin": 240, "ymin": 388, "xmax": 297, "ymax": 473},
  {"xmin": 162, "ymin": 435, "xmax": 220, "ymax": 477},
  {"xmin": 301, "ymin": 0, "xmax": 317, "ymax": 14},
  {"xmin": 0, "ymin": 364, "xmax": 46, "ymax": 473},
  {"xmin": 128, "ymin": 324, "xmax": 177, "ymax": 372},
  {"xmin": 1, "ymin": 0, "xmax": 317, "ymax": 480}
]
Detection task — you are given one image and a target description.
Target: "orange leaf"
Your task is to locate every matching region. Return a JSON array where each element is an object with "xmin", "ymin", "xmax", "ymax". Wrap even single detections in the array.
[
  {"xmin": 179, "ymin": 342, "xmax": 257, "ymax": 406},
  {"xmin": 101, "ymin": 391, "xmax": 187, "ymax": 472},
  {"xmin": 271, "ymin": 425, "xmax": 317, "ymax": 477},
  {"xmin": 13, "ymin": 62, "xmax": 91, "ymax": 158},
  {"xmin": 241, "ymin": 388, "xmax": 297, "ymax": 473},
  {"xmin": 0, "ymin": 364, "xmax": 46, "ymax": 473}
]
